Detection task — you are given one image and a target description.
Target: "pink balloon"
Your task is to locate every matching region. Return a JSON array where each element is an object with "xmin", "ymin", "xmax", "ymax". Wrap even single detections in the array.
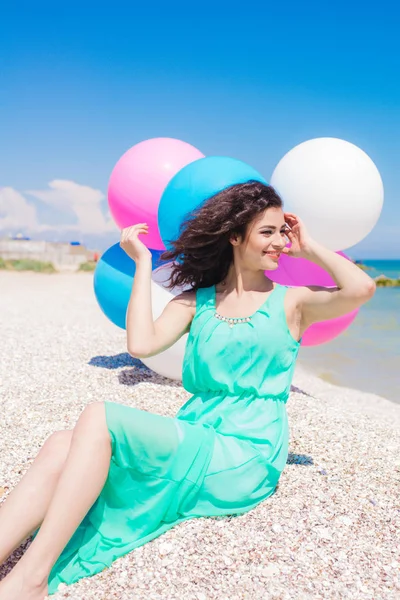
[
  {"xmin": 301, "ymin": 309, "xmax": 359, "ymax": 346},
  {"xmin": 108, "ymin": 138, "xmax": 205, "ymax": 250},
  {"xmin": 266, "ymin": 251, "xmax": 359, "ymax": 346},
  {"xmin": 268, "ymin": 250, "xmax": 348, "ymax": 287}
]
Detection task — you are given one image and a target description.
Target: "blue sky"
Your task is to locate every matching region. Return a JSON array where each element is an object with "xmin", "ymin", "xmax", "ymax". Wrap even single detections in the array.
[{"xmin": 1, "ymin": 1, "xmax": 399, "ymax": 258}]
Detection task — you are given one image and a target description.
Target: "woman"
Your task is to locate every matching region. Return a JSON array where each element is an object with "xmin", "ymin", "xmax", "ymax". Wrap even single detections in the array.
[{"xmin": 0, "ymin": 181, "xmax": 376, "ymax": 599}]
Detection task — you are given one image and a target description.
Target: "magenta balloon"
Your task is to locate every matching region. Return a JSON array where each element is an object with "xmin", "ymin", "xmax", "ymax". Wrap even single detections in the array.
[
  {"xmin": 268, "ymin": 250, "xmax": 348, "ymax": 287},
  {"xmin": 301, "ymin": 308, "xmax": 359, "ymax": 347},
  {"xmin": 266, "ymin": 251, "xmax": 359, "ymax": 346},
  {"xmin": 108, "ymin": 138, "xmax": 205, "ymax": 250}
]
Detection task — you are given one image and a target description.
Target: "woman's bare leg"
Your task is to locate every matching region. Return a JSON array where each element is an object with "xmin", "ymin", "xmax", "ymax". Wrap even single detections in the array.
[
  {"xmin": 0, "ymin": 401, "xmax": 112, "ymax": 600},
  {"xmin": 0, "ymin": 430, "xmax": 73, "ymax": 566}
]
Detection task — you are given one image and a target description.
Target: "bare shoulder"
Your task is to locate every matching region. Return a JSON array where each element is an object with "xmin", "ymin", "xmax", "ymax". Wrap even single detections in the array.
[{"xmin": 169, "ymin": 289, "xmax": 197, "ymax": 318}]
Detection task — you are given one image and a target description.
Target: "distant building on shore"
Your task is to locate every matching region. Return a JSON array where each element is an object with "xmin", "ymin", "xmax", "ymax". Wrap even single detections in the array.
[{"xmin": 0, "ymin": 234, "xmax": 100, "ymax": 272}]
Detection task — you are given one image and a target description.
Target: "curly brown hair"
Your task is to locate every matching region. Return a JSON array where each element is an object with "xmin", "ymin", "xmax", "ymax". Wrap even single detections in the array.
[{"xmin": 159, "ymin": 180, "xmax": 283, "ymax": 291}]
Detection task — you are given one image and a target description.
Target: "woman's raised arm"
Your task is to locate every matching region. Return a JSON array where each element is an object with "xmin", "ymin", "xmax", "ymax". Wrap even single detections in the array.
[
  {"xmin": 295, "ymin": 241, "xmax": 376, "ymax": 327},
  {"xmin": 282, "ymin": 213, "xmax": 376, "ymax": 327}
]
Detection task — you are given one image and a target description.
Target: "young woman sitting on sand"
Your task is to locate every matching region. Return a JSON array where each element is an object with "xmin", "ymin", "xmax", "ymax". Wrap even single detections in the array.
[{"xmin": 0, "ymin": 181, "xmax": 376, "ymax": 599}]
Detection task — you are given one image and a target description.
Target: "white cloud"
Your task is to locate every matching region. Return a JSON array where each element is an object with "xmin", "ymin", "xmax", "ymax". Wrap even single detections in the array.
[
  {"xmin": 0, "ymin": 180, "xmax": 118, "ymax": 239},
  {"xmin": 0, "ymin": 187, "xmax": 38, "ymax": 231},
  {"xmin": 26, "ymin": 180, "xmax": 117, "ymax": 234}
]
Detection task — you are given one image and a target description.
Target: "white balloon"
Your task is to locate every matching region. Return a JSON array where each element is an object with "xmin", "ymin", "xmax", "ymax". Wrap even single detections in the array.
[
  {"xmin": 270, "ymin": 137, "xmax": 384, "ymax": 251},
  {"xmin": 140, "ymin": 262, "xmax": 192, "ymax": 381}
]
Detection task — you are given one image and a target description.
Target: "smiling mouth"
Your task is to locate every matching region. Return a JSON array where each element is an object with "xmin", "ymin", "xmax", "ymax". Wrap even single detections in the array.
[{"xmin": 263, "ymin": 252, "xmax": 280, "ymax": 259}]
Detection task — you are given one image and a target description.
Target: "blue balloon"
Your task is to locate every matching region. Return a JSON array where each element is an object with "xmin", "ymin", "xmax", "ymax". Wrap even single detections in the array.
[
  {"xmin": 93, "ymin": 243, "xmax": 164, "ymax": 330},
  {"xmin": 158, "ymin": 156, "xmax": 267, "ymax": 252}
]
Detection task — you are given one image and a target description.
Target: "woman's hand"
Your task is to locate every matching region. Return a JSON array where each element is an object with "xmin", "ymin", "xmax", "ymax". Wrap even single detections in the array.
[
  {"xmin": 281, "ymin": 213, "xmax": 314, "ymax": 258},
  {"xmin": 120, "ymin": 224, "xmax": 152, "ymax": 263}
]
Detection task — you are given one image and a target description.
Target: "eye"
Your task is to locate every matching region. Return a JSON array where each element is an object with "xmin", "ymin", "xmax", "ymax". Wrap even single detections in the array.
[{"xmin": 261, "ymin": 230, "xmax": 288, "ymax": 236}]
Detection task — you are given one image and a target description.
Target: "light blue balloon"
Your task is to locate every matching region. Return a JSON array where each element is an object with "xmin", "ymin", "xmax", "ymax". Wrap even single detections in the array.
[
  {"xmin": 158, "ymin": 156, "xmax": 267, "ymax": 252},
  {"xmin": 93, "ymin": 243, "xmax": 164, "ymax": 330}
]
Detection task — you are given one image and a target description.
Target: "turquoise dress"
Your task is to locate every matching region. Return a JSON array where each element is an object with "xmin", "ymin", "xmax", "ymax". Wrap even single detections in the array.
[{"xmin": 45, "ymin": 282, "xmax": 301, "ymax": 595}]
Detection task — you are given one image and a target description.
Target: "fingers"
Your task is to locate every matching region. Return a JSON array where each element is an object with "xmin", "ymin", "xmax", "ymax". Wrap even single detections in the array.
[
  {"xmin": 285, "ymin": 212, "xmax": 303, "ymax": 225},
  {"xmin": 285, "ymin": 213, "xmax": 298, "ymax": 223},
  {"xmin": 122, "ymin": 223, "xmax": 148, "ymax": 235},
  {"xmin": 120, "ymin": 223, "xmax": 149, "ymax": 242}
]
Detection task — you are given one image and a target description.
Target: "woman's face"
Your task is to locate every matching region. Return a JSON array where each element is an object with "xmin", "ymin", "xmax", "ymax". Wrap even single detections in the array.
[{"xmin": 232, "ymin": 207, "xmax": 289, "ymax": 270}]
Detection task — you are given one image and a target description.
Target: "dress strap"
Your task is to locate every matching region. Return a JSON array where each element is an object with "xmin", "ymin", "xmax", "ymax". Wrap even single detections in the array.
[
  {"xmin": 194, "ymin": 285, "xmax": 214, "ymax": 318},
  {"xmin": 266, "ymin": 283, "xmax": 289, "ymax": 313}
]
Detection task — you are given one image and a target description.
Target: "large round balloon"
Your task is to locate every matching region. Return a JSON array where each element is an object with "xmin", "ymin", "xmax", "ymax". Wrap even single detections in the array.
[
  {"xmin": 270, "ymin": 138, "xmax": 384, "ymax": 251},
  {"xmin": 108, "ymin": 138, "xmax": 204, "ymax": 250},
  {"xmin": 93, "ymin": 243, "xmax": 164, "ymax": 330},
  {"xmin": 158, "ymin": 156, "xmax": 267, "ymax": 252},
  {"xmin": 266, "ymin": 251, "xmax": 359, "ymax": 346}
]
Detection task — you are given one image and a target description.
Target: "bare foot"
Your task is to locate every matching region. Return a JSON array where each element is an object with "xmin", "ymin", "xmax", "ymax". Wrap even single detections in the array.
[{"xmin": 0, "ymin": 569, "xmax": 48, "ymax": 599}]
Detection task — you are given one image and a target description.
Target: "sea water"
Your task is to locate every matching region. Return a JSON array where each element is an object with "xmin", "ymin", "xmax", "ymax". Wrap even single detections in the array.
[{"xmin": 297, "ymin": 260, "xmax": 400, "ymax": 405}]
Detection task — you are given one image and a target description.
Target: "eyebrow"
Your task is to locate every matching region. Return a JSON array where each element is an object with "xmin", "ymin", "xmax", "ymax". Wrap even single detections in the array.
[{"xmin": 258, "ymin": 224, "xmax": 288, "ymax": 230}]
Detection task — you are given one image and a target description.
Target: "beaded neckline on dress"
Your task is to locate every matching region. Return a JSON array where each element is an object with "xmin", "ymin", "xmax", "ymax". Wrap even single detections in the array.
[{"xmin": 212, "ymin": 283, "xmax": 280, "ymax": 328}]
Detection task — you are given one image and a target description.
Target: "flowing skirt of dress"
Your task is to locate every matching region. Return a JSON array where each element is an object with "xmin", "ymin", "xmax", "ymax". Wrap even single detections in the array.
[{"xmin": 37, "ymin": 392, "xmax": 289, "ymax": 595}]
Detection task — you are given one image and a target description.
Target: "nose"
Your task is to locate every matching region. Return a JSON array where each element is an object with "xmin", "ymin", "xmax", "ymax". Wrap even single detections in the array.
[{"xmin": 272, "ymin": 231, "xmax": 288, "ymax": 249}]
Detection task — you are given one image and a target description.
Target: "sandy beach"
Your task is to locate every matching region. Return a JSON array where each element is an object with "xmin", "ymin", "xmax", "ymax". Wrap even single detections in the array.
[{"xmin": 0, "ymin": 270, "xmax": 399, "ymax": 599}]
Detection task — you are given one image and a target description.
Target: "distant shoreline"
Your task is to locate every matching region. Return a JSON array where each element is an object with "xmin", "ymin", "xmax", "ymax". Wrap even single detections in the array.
[{"xmin": 2, "ymin": 260, "xmax": 399, "ymax": 286}]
